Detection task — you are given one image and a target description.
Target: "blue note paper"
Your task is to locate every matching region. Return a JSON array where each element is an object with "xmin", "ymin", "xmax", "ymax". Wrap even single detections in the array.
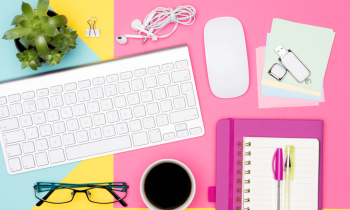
[{"xmin": 261, "ymin": 34, "xmax": 323, "ymax": 101}]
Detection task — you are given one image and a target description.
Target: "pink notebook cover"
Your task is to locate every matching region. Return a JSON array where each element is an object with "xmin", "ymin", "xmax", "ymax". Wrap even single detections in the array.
[{"xmin": 216, "ymin": 119, "xmax": 323, "ymax": 210}]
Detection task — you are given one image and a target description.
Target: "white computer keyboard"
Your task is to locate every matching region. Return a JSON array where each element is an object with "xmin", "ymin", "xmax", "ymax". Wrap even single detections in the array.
[{"xmin": 0, "ymin": 45, "xmax": 204, "ymax": 175}]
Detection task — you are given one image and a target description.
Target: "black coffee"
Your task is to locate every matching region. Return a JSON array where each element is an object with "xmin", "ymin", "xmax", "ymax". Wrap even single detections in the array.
[{"xmin": 145, "ymin": 163, "xmax": 192, "ymax": 209}]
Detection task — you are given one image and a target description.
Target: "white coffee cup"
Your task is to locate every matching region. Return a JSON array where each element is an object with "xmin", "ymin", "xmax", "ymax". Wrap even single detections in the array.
[{"xmin": 140, "ymin": 159, "xmax": 196, "ymax": 210}]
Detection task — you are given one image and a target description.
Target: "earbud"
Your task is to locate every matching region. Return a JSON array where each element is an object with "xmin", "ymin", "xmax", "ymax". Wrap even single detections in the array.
[
  {"xmin": 116, "ymin": 34, "xmax": 144, "ymax": 45},
  {"xmin": 116, "ymin": 19, "xmax": 156, "ymax": 45}
]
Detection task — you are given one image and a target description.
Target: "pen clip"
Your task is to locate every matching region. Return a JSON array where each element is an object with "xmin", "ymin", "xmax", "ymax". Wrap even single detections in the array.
[
  {"xmin": 272, "ymin": 148, "xmax": 283, "ymax": 181},
  {"xmin": 272, "ymin": 149, "xmax": 277, "ymax": 174}
]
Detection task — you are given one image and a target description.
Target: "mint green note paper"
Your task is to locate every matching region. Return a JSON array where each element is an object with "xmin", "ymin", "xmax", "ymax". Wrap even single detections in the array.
[{"xmin": 262, "ymin": 18, "xmax": 335, "ymax": 92}]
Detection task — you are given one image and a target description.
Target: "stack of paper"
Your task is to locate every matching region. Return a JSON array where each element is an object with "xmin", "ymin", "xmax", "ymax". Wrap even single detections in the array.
[{"xmin": 257, "ymin": 19, "xmax": 335, "ymax": 108}]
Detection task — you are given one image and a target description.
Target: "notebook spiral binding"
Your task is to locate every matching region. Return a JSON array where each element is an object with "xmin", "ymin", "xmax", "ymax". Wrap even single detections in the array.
[{"xmin": 237, "ymin": 141, "xmax": 252, "ymax": 209}]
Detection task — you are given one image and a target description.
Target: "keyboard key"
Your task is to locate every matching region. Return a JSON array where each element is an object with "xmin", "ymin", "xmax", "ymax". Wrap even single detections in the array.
[
  {"xmin": 23, "ymin": 100, "xmax": 37, "ymax": 113},
  {"xmin": 153, "ymin": 88, "xmax": 166, "ymax": 100},
  {"xmin": 129, "ymin": 119, "xmax": 142, "ymax": 132},
  {"xmin": 127, "ymin": 93, "xmax": 140, "ymax": 105},
  {"xmin": 76, "ymin": 130, "xmax": 89, "ymax": 143},
  {"xmin": 9, "ymin": 94, "xmax": 21, "ymax": 102},
  {"xmin": 0, "ymin": 96, "xmax": 7, "ymax": 104},
  {"xmin": 22, "ymin": 141, "xmax": 35, "ymax": 153},
  {"xmin": 10, "ymin": 103, "xmax": 23, "ymax": 116},
  {"xmin": 39, "ymin": 124, "xmax": 53, "ymax": 137},
  {"xmin": 93, "ymin": 113, "xmax": 106, "ymax": 126},
  {"xmin": 64, "ymin": 82, "xmax": 77, "ymax": 91},
  {"xmin": 148, "ymin": 66, "xmax": 160, "ymax": 74},
  {"xmin": 26, "ymin": 127, "xmax": 39, "ymax": 139},
  {"xmin": 77, "ymin": 89, "xmax": 91, "ymax": 102},
  {"xmin": 169, "ymin": 108, "xmax": 199, "ymax": 124},
  {"xmin": 149, "ymin": 129, "xmax": 162, "ymax": 143},
  {"xmin": 65, "ymin": 135, "xmax": 132, "ymax": 160},
  {"xmin": 37, "ymin": 98, "xmax": 50, "ymax": 110},
  {"xmin": 132, "ymin": 132, "xmax": 148, "ymax": 146},
  {"xmin": 49, "ymin": 136, "xmax": 62, "ymax": 148},
  {"xmin": 120, "ymin": 108, "xmax": 133, "ymax": 120},
  {"xmin": 101, "ymin": 98, "xmax": 114, "ymax": 111},
  {"xmin": 162, "ymin": 63, "xmax": 175, "ymax": 71},
  {"xmin": 51, "ymin": 95, "xmax": 64, "ymax": 108},
  {"xmin": 177, "ymin": 130, "xmax": 189, "ymax": 138},
  {"xmin": 23, "ymin": 91, "xmax": 35, "ymax": 99},
  {"xmin": 117, "ymin": 81, "xmax": 131, "ymax": 94},
  {"xmin": 106, "ymin": 74, "xmax": 119, "ymax": 83},
  {"xmin": 134, "ymin": 105, "xmax": 146, "ymax": 118},
  {"xmin": 19, "ymin": 115, "xmax": 33, "ymax": 127},
  {"xmin": 106, "ymin": 110, "xmax": 120, "ymax": 123},
  {"xmin": 78, "ymin": 80, "xmax": 91, "ymax": 88},
  {"xmin": 145, "ymin": 76, "xmax": 157, "ymax": 88},
  {"xmin": 134, "ymin": 68, "xmax": 147, "ymax": 77},
  {"xmin": 36, "ymin": 139, "xmax": 49, "ymax": 151},
  {"xmin": 87, "ymin": 101, "xmax": 100, "ymax": 114},
  {"xmin": 140, "ymin": 90, "xmax": 153, "ymax": 103},
  {"xmin": 64, "ymin": 92, "xmax": 77, "ymax": 105},
  {"xmin": 60, "ymin": 107, "xmax": 73, "ymax": 119},
  {"xmin": 142, "ymin": 117, "xmax": 155, "ymax": 129},
  {"xmin": 160, "ymin": 100, "xmax": 173, "ymax": 112},
  {"xmin": 50, "ymin": 85, "xmax": 63, "ymax": 94},
  {"xmin": 171, "ymin": 69, "xmax": 191, "ymax": 83},
  {"xmin": 114, "ymin": 96, "xmax": 127, "ymax": 108},
  {"xmin": 5, "ymin": 144, "xmax": 22, "ymax": 157},
  {"xmin": 91, "ymin": 87, "xmax": 104, "ymax": 99},
  {"xmin": 175, "ymin": 60, "xmax": 188, "ymax": 69},
  {"xmin": 181, "ymin": 82, "xmax": 196, "ymax": 107},
  {"xmin": 0, "ymin": 106, "xmax": 10, "ymax": 118},
  {"xmin": 49, "ymin": 149, "xmax": 66, "ymax": 164},
  {"xmin": 33, "ymin": 112, "xmax": 46, "ymax": 124},
  {"xmin": 116, "ymin": 122, "xmax": 129, "ymax": 134},
  {"xmin": 102, "ymin": 125, "xmax": 116, "ymax": 137},
  {"xmin": 22, "ymin": 155, "xmax": 35, "ymax": 169},
  {"xmin": 173, "ymin": 97, "xmax": 186, "ymax": 109},
  {"xmin": 73, "ymin": 104, "xmax": 87, "ymax": 116},
  {"xmin": 167, "ymin": 85, "xmax": 180, "ymax": 97},
  {"xmin": 80, "ymin": 116, "xmax": 93, "ymax": 129},
  {"xmin": 163, "ymin": 132, "xmax": 175, "ymax": 140},
  {"xmin": 158, "ymin": 73, "xmax": 171, "ymax": 86},
  {"xmin": 52, "ymin": 121, "xmax": 66, "ymax": 134},
  {"xmin": 36, "ymin": 89, "xmax": 49, "ymax": 97},
  {"xmin": 47, "ymin": 109, "xmax": 60, "ymax": 122},
  {"xmin": 92, "ymin": 77, "xmax": 105, "ymax": 86},
  {"xmin": 156, "ymin": 114, "xmax": 169, "ymax": 126},
  {"xmin": 35, "ymin": 152, "xmax": 49, "ymax": 166},
  {"xmin": 190, "ymin": 127, "xmax": 202, "ymax": 135},
  {"xmin": 2, "ymin": 130, "xmax": 26, "ymax": 144},
  {"xmin": 8, "ymin": 158, "xmax": 22, "ymax": 172},
  {"xmin": 120, "ymin": 71, "xmax": 133, "ymax": 80},
  {"xmin": 104, "ymin": 84, "xmax": 118, "ymax": 97},
  {"xmin": 89, "ymin": 128, "xmax": 102, "ymax": 140},
  {"xmin": 146, "ymin": 103, "xmax": 159, "ymax": 115},
  {"xmin": 62, "ymin": 133, "xmax": 75, "ymax": 145},
  {"xmin": 175, "ymin": 123, "xmax": 187, "ymax": 131},
  {"xmin": 67, "ymin": 119, "xmax": 80, "ymax": 131},
  {"xmin": 131, "ymin": 79, "xmax": 144, "ymax": 91},
  {"xmin": 0, "ymin": 118, "xmax": 19, "ymax": 131}
]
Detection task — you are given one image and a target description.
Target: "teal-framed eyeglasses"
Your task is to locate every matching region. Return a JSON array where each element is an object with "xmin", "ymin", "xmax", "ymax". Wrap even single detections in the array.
[{"xmin": 33, "ymin": 182, "xmax": 128, "ymax": 206}]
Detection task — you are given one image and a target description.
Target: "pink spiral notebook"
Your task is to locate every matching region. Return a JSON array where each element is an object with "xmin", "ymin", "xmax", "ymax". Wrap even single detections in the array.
[{"xmin": 216, "ymin": 119, "xmax": 323, "ymax": 210}]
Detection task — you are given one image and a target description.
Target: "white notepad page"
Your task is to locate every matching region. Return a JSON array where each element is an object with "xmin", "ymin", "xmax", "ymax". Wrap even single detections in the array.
[{"xmin": 242, "ymin": 137, "xmax": 319, "ymax": 210}]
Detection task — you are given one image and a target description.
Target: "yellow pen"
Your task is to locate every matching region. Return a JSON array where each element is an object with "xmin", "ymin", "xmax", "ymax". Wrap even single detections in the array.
[{"xmin": 285, "ymin": 145, "xmax": 295, "ymax": 210}]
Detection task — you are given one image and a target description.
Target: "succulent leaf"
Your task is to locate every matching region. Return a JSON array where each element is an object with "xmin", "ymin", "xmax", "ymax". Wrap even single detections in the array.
[
  {"xmin": 35, "ymin": 34, "xmax": 50, "ymax": 58},
  {"xmin": 48, "ymin": 15, "xmax": 68, "ymax": 27},
  {"xmin": 26, "ymin": 31, "xmax": 37, "ymax": 41},
  {"xmin": 21, "ymin": 2, "xmax": 34, "ymax": 21},
  {"xmin": 29, "ymin": 60, "xmax": 38, "ymax": 70},
  {"xmin": 11, "ymin": 15, "xmax": 26, "ymax": 26},
  {"xmin": 2, "ymin": 27, "xmax": 32, "ymax": 40},
  {"xmin": 36, "ymin": 0, "xmax": 50, "ymax": 18},
  {"xmin": 16, "ymin": 53, "xmax": 23, "ymax": 60},
  {"xmin": 21, "ymin": 61, "xmax": 29, "ymax": 69},
  {"xmin": 19, "ymin": 19, "xmax": 31, "ymax": 28},
  {"xmin": 67, "ymin": 31, "xmax": 76, "ymax": 38},
  {"xmin": 40, "ymin": 16, "xmax": 49, "ymax": 25},
  {"xmin": 43, "ymin": 25, "xmax": 59, "ymax": 37}
]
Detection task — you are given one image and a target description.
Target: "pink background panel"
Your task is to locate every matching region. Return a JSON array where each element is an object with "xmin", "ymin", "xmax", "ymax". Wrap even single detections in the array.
[{"xmin": 114, "ymin": 0, "xmax": 350, "ymax": 208}]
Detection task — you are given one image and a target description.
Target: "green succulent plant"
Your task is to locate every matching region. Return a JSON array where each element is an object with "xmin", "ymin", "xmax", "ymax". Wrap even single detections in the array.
[
  {"xmin": 2, "ymin": 0, "xmax": 78, "ymax": 70},
  {"xmin": 51, "ymin": 26, "xmax": 78, "ymax": 54},
  {"xmin": 45, "ymin": 50, "xmax": 64, "ymax": 66},
  {"xmin": 16, "ymin": 48, "xmax": 42, "ymax": 70}
]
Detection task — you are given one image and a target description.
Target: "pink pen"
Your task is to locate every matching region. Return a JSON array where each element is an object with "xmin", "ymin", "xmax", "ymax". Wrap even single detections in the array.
[{"xmin": 272, "ymin": 148, "xmax": 283, "ymax": 210}]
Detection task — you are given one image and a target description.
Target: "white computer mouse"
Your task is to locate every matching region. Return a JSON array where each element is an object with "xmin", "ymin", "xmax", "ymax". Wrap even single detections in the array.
[{"xmin": 204, "ymin": 17, "xmax": 249, "ymax": 98}]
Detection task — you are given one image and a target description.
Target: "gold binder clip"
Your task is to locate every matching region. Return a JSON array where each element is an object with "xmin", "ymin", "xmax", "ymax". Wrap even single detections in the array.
[
  {"xmin": 86, "ymin": 16, "xmax": 100, "ymax": 37},
  {"xmin": 238, "ymin": 161, "xmax": 251, "ymax": 165},
  {"xmin": 238, "ymin": 142, "xmax": 251, "ymax": 146},
  {"xmin": 237, "ymin": 197, "xmax": 250, "ymax": 202},
  {"xmin": 238, "ymin": 151, "xmax": 251, "ymax": 156}
]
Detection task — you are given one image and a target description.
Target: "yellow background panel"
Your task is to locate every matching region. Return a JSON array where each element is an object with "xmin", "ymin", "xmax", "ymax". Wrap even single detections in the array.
[{"xmin": 50, "ymin": 0, "xmax": 114, "ymax": 61}]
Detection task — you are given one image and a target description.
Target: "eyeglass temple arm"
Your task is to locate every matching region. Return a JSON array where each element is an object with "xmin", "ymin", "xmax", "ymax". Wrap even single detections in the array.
[
  {"xmin": 35, "ymin": 190, "xmax": 55, "ymax": 206},
  {"xmin": 87, "ymin": 184, "xmax": 127, "ymax": 207}
]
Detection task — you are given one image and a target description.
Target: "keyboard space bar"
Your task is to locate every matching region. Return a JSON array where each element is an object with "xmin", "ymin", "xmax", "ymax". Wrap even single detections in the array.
[{"xmin": 66, "ymin": 135, "xmax": 132, "ymax": 160}]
